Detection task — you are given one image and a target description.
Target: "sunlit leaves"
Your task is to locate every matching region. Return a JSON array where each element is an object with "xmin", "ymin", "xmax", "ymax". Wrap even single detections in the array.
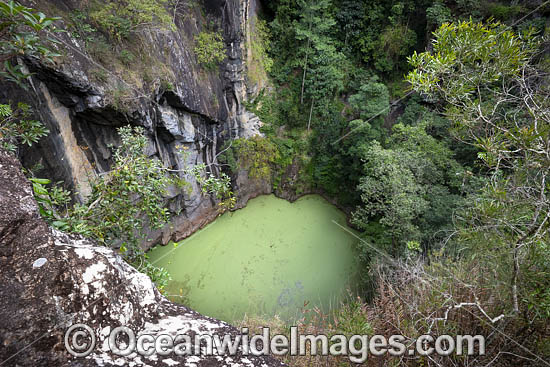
[
  {"xmin": 0, "ymin": 1, "xmax": 61, "ymax": 85},
  {"xmin": 89, "ymin": 0, "xmax": 175, "ymax": 41},
  {"xmin": 193, "ymin": 30, "xmax": 225, "ymax": 70},
  {"xmin": 407, "ymin": 20, "xmax": 538, "ymax": 101},
  {"xmin": 0, "ymin": 102, "xmax": 49, "ymax": 153}
]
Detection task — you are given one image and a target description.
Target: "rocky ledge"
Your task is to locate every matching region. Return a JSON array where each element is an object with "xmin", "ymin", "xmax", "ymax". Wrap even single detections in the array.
[{"xmin": 0, "ymin": 149, "xmax": 283, "ymax": 367}]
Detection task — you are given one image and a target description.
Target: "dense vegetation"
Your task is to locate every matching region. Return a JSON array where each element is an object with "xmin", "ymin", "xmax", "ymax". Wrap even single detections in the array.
[
  {"xmin": 2, "ymin": 0, "xmax": 550, "ymax": 365},
  {"xmin": 0, "ymin": 0, "xmax": 234, "ymax": 291},
  {"xmin": 230, "ymin": 0, "xmax": 550, "ymax": 365}
]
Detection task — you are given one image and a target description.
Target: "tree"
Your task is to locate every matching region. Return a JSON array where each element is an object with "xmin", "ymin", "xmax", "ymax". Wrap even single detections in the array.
[
  {"xmin": 334, "ymin": 0, "xmax": 366, "ymax": 55},
  {"xmin": 352, "ymin": 122, "xmax": 464, "ymax": 257},
  {"xmin": 407, "ymin": 20, "xmax": 550, "ymax": 316},
  {"xmin": 353, "ymin": 140, "xmax": 428, "ymax": 256},
  {"xmin": 294, "ymin": 0, "xmax": 334, "ymax": 103},
  {"xmin": 426, "ymin": 1, "xmax": 452, "ymax": 28},
  {"xmin": 294, "ymin": 0, "xmax": 345, "ymax": 127},
  {"xmin": 348, "ymin": 77, "xmax": 389, "ymax": 121}
]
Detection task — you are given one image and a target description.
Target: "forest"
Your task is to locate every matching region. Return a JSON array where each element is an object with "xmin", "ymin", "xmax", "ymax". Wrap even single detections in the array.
[
  {"xmin": 1, "ymin": 0, "xmax": 549, "ymax": 366},
  {"xmin": 239, "ymin": 1, "xmax": 550, "ymax": 365}
]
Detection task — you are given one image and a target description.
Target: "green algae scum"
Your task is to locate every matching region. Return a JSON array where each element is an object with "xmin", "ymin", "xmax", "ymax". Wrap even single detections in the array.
[{"xmin": 147, "ymin": 194, "xmax": 359, "ymax": 323}]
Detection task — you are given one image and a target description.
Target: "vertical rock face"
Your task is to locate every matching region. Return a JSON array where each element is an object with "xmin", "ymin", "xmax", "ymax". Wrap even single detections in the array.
[
  {"xmin": 0, "ymin": 149, "xmax": 284, "ymax": 367},
  {"xmin": 0, "ymin": 0, "xmax": 268, "ymax": 247}
]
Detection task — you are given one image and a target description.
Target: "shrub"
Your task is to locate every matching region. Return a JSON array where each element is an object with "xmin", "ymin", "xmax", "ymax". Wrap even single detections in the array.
[
  {"xmin": 118, "ymin": 49, "xmax": 135, "ymax": 66},
  {"xmin": 0, "ymin": 1, "xmax": 61, "ymax": 85},
  {"xmin": 64, "ymin": 126, "xmax": 171, "ymax": 259},
  {"xmin": 248, "ymin": 18, "xmax": 274, "ymax": 84},
  {"xmin": 194, "ymin": 30, "xmax": 226, "ymax": 70},
  {"xmin": 0, "ymin": 103, "xmax": 49, "ymax": 153},
  {"xmin": 486, "ymin": 3, "xmax": 524, "ymax": 20},
  {"xmin": 89, "ymin": 0, "xmax": 174, "ymax": 41},
  {"xmin": 219, "ymin": 136, "xmax": 280, "ymax": 180},
  {"xmin": 30, "ymin": 127, "xmax": 234, "ymax": 291}
]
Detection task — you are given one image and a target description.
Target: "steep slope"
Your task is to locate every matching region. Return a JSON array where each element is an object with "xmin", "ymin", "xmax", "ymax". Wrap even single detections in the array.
[
  {"xmin": 0, "ymin": 148, "xmax": 283, "ymax": 366},
  {"xmin": 0, "ymin": 0, "xmax": 269, "ymax": 247}
]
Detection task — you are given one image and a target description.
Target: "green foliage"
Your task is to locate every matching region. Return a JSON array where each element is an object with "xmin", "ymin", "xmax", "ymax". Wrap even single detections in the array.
[
  {"xmin": 194, "ymin": 30, "xmax": 225, "ymax": 70},
  {"xmin": 248, "ymin": 18, "xmax": 273, "ymax": 84},
  {"xmin": 408, "ymin": 20, "xmax": 550, "ymax": 324},
  {"xmin": 162, "ymin": 79, "xmax": 175, "ymax": 91},
  {"xmin": 138, "ymin": 260, "xmax": 172, "ymax": 293},
  {"xmin": 183, "ymin": 160, "xmax": 236, "ymax": 209},
  {"xmin": 89, "ymin": 0, "xmax": 174, "ymax": 41},
  {"xmin": 220, "ymin": 136, "xmax": 281, "ymax": 180},
  {"xmin": 407, "ymin": 20, "xmax": 537, "ymax": 100},
  {"xmin": 523, "ymin": 241, "xmax": 550, "ymax": 321},
  {"xmin": 348, "ymin": 77, "xmax": 389, "ymax": 120},
  {"xmin": 0, "ymin": 1, "xmax": 61, "ymax": 85},
  {"xmin": 486, "ymin": 3, "xmax": 525, "ymax": 20},
  {"xmin": 118, "ymin": 49, "xmax": 135, "ymax": 66},
  {"xmin": 67, "ymin": 10, "xmax": 114, "ymax": 66},
  {"xmin": 30, "ymin": 127, "xmax": 233, "ymax": 291},
  {"xmin": 332, "ymin": 296, "xmax": 372, "ymax": 337},
  {"xmin": 373, "ymin": 23, "xmax": 416, "ymax": 73},
  {"xmin": 0, "ymin": 103, "xmax": 49, "ymax": 153},
  {"xmin": 353, "ymin": 141, "xmax": 428, "ymax": 253},
  {"xmin": 352, "ymin": 122, "xmax": 465, "ymax": 257},
  {"xmin": 295, "ymin": 0, "xmax": 345, "ymax": 110},
  {"xmin": 64, "ymin": 126, "xmax": 170, "ymax": 259},
  {"xmin": 68, "ymin": 10, "xmax": 97, "ymax": 40},
  {"xmin": 29, "ymin": 177, "xmax": 71, "ymax": 222},
  {"xmin": 426, "ymin": 1, "xmax": 452, "ymax": 28}
]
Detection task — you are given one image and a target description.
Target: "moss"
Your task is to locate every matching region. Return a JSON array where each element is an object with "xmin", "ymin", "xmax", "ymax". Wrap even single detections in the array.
[{"xmin": 247, "ymin": 18, "xmax": 273, "ymax": 85}]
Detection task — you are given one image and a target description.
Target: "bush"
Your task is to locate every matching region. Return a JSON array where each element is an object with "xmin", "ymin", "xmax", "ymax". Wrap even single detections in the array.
[
  {"xmin": 194, "ymin": 30, "xmax": 226, "ymax": 70},
  {"xmin": 64, "ymin": 126, "xmax": 171, "ymax": 259},
  {"xmin": 219, "ymin": 136, "xmax": 280, "ymax": 180},
  {"xmin": 30, "ymin": 127, "xmax": 234, "ymax": 291},
  {"xmin": 89, "ymin": 0, "xmax": 174, "ymax": 41},
  {"xmin": 486, "ymin": 3, "xmax": 525, "ymax": 20},
  {"xmin": 249, "ymin": 18, "xmax": 274, "ymax": 84},
  {"xmin": 118, "ymin": 49, "xmax": 135, "ymax": 66},
  {"xmin": 0, "ymin": 1, "xmax": 61, "ymax": 85},
  {"xmin": 0, "ymin": 103, "xmax": 49, "ymax": 153}
]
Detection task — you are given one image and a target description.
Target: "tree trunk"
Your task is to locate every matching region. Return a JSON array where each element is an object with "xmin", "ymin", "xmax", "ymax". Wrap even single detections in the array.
[
  {"xmin": 307, "ymin": 98, "xmax": 314, "ymax": 131},
  {"xmin": 300, "ymin": 22, "xmax": 312, "ymax": 105}
]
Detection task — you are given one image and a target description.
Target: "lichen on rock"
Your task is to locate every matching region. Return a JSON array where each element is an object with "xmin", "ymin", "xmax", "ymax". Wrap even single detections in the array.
[{"xmin": 0, "ymin": 149, "xmax": 283, "ymax": 366}]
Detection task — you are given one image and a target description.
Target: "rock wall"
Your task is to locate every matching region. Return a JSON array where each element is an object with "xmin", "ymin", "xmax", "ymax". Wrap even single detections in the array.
[
  {"xmin": 0, "ymin": 0, "xmax": 268, "ymax": 248},
  {"xmin": 0, "ymin": 148, "xmax": 283, "ymax": 366}
]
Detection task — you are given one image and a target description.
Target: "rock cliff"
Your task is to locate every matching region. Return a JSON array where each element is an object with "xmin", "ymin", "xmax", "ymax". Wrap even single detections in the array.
[
  {"xmin": 0, "ymin": 0, "xmax": 269, "ymax": 248},
  {"xmin": 0, "ymin": 148, "xmax": 283, "ymax": 366}
]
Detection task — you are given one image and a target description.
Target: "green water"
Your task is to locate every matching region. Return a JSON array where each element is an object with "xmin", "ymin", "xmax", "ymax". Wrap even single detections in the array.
[{"xmin": 147, "ymin": 194, "xmax": 359, "ymax": 323}]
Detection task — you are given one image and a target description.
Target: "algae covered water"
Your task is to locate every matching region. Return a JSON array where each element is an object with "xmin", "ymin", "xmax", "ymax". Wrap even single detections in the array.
[{"xmin": 147, "ymin": 194, "xmax": 359, "ymax": 323}]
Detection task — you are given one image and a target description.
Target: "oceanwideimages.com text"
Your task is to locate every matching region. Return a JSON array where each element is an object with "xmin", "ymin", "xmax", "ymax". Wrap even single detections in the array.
[{"xmin": 65, "ymin": 324, "xmax": 485, "ymax": 363}]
